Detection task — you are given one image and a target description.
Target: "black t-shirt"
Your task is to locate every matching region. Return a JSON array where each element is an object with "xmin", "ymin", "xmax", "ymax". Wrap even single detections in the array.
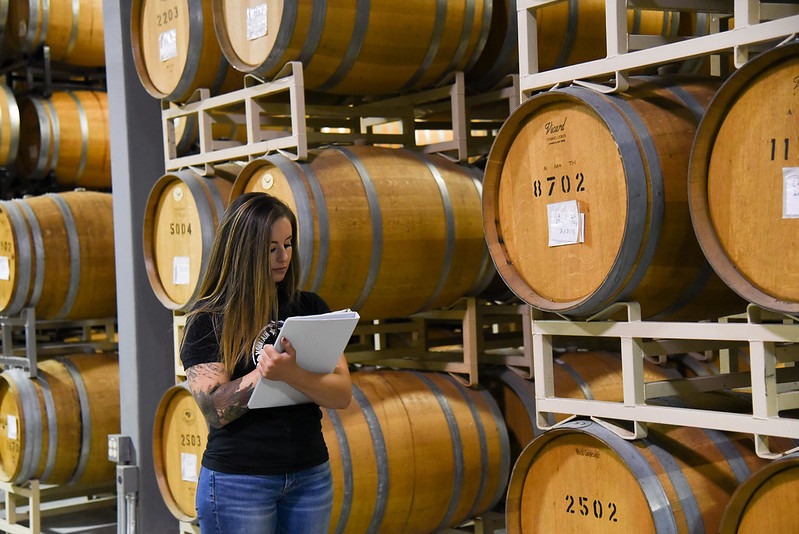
[{"xmin": 180, "ymin": 290, "xmax": 331, "ymax": 475}]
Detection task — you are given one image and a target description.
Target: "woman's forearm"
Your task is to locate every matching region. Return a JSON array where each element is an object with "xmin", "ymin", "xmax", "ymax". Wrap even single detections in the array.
[{"xmin": 187, "ymin": 365, "xmax": 260, "ymax": 428}]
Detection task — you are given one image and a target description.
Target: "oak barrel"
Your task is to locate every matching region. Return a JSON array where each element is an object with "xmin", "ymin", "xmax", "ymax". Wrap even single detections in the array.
[
  {"xmin": 0, "ymin": 353, "xmax": 119, "ymax": 486},
  {"xmin": 323, "ymin": 369, "xmax": 509, "ymax": 533},
  {"xmin": 467, "ymin": 0, "xmax": 685, "ymax": 90},
  {"xmin": 153, "ymin": 381, "xmax": 206, "ymax": 522},
  {"xmin": 720, "ymin": 452, "xmax": 799, "ymax": 533},
  {"xmin": 152, "ymin": 369, "xmax": 510, "ymax": 527},
  {"xmin": 211, "ymin": 0, "xmax": 491, "ymax": 95},
  {"xmin": 16, "ymin": 90, "xmax": 111, "ymax": 189},
  {"xmin": 0, "ymin": 191, "xmax": 116, "ymax": 320},
  {"xmin": 130, "ymin": 0, "xmax": 244, "ymax": 102},
  {"xmin": 506, "ymin": 419, "xmax": 771, "ymax": 534},
  {"xmin": 6, "ymin": 0, "xmax": 105, "ymax": 66},
  {"xmin": 142, "ymin": 165, "xmax": 239, "ymax": 311},
  {"xmin": 230, "ymin": 146, "xmax": 496, "ymax": 320},
  {"xmin": 688, "ymin": 40, "xmax": 799, "ymax": 315},
  {"xmin": 483, "ymin": 76, "xmax": 746, "ymax": 320}
]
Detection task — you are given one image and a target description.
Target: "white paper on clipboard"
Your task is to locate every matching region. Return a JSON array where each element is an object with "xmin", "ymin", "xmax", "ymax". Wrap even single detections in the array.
[{"xmin": 247, "ymin": 309, "xmax": 359, "ymax": 409}]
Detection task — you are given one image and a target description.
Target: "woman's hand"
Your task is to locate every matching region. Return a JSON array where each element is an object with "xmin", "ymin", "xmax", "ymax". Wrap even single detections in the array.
[
  {"xmin": 256, "ymin": 338, "xmax": 301, "ymax": 382},
  {"xmin": 256, "ymin": 337, "xmax": 353, "ymax": 409}
]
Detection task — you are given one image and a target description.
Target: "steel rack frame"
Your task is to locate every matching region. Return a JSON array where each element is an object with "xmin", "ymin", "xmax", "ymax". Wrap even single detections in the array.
[
  {"xmin": 517, "ymin": 0, "xmax": 799, "ymax": 98},
  {"xmin": 529, "ymin": 302, "xmax": 799, "ymax": 459}
]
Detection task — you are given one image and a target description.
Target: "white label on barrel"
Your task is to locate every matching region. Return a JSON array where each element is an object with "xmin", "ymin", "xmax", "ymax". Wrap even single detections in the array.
[
  {"xmin": 173, "ymin": 256, "xmax": 191, "ymax": 285},
  {"xmin": 159, "ymin": 29, "xmax": 178, "ymax": 62},
  {"xmin": 547, "ymin": 200, "xmax": 583, "ymax": 247},
  {"xmin": 246, "ymin": 4, "xmax": 268, "ymax": 41},
  {"xmin": 783, "ymin": 168, "xmax": 799, "ymax": 219},
  {"xmin": 0, "ymin": 257, "xmax": 8, "ymax": 281},
  {"xmin": 7, "ymin": 415, "xmax": 16, "ymax": 440},
  {"xmin": 181, "ymin": 452, "xmax": 198, "ymax": 482}
]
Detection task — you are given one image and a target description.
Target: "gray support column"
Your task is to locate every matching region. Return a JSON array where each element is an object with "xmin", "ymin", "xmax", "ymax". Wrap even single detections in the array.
[{"xmin": 103, "ymin": 1, "xmax": 176, "ymax": 531}]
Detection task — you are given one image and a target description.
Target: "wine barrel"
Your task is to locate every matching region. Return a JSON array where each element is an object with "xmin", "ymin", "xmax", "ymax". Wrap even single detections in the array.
[
  {"xmin": 483, "ymin": 75, "xmax": 746, "ymax": 320},
  {"xmin": 720, "ymin": 452, "xmax": 799, "ymax": 533},
  {"xmin": 16, "ymin": 90, "xmax": 111, "ymax": 189},
  {"xmin": 130, "ymin": 0, "xmax": 244, "ymax": 102},
  {"xmin": 323, "ymin": 369, "xmax": 509, "ymax": 533},
  {"xmin": 467, "ymin": 0, "xmax": 688, "ymax": 90},
  {"xmin": 229, "ymin": 146, "xmax": 496, "ymax": 320},
  {"xmin": 142, "ymin": 165, "xmax": 239, "ymax": 311},
  {"xmin": 211, "ymin": 0, "xmax": 491, "ymax": 95},
  {"xmin": 152, "ymin": 369, "xmax": 510, "ymax": 527},
  {"xmin": 6, "ymin": 0, "xmax": 105, "ymax": 66},
  {"xmin": 506, "ymin": 419, "xmax": 771, "ymax": 534},
  {"xmin": 0, "ymin": 353, "xmax": 119, "ymax": 486},
  {"xmin": 482, "ymin": 351, "xmax": 681, "ymax": 462},
  {"xmin": 0, "ymin": 84, "xmax": 19, "ymax": 167},
  {"xmin": 688, "ymin": 40, "xmax": 799, "ymax": 316},
  {"xmin": 153, "ymin": 381, "xmax": 206, "ymax": 522},
  {"xmin": 0, "ymin": 191, "xmax": 116, "ymax": 320}
]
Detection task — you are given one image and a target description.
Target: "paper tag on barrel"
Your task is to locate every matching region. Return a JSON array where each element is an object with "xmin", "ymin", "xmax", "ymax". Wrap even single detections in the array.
[
  {"xmin": 784, "ymin": 168, "xmax": 799, "ymax": 219},
  {"xmin": 547, "ymin": 200, "xmax": 584, "ymax": 247},
  {"xmin": 173, "ymin": 256, "xmax": 191, "ymax": 285},
  {"xmin": 247, "ymin": 4, "xmax": 268, "ymax": 41}
]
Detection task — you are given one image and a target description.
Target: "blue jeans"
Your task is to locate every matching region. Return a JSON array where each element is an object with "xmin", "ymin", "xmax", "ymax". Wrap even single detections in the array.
[{"xmin": 196, "ymin": 462, "xmax": 333, "ymax": 534}]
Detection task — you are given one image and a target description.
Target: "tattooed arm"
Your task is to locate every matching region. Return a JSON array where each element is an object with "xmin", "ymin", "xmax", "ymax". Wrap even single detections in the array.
[{"xmin": 185, "ymin": 363, "xmax": 262, "ymax": 428}]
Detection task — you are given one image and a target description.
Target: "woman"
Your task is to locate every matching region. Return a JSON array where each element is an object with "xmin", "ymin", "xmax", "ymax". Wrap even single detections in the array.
[{"xmin": 180, "ymin": 192, "xmax": 352, "ymax": 533}]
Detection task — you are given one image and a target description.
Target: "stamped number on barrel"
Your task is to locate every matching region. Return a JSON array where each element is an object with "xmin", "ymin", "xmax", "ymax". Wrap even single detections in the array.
[
  {"xmin": 170, "ymin": 223, "xmax": 192, "ymax": 235},
  {"xmin": 157, "ymin": 7, "xmax": 180, "ymax": 27},
  {"xmin": 181, "ymin": 433, "xmax": 202, "ymax": 448},
  {"xmin": 533, "ymin": 173, "xmax": 587, "ymax": 198},
  {"xmin": 565, "ymin": 495, "xmax": 618, "ymax": 522},
  {"xmin": 770, "ymin": 138, "xmax": 792, "ymax": 161}
]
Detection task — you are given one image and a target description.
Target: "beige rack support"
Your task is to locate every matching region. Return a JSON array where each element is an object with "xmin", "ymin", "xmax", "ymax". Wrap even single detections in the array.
[
  {"xmin": 530, "ymin": 302, "xmax": 799, "ymax": 459},
  {"xmin": 0, "ymin": 308, "xmax": 118, "ymax": 378},
  {"xmin": 517, "ymin": 0, "xmax": 799, "ymax": 98},
  {"xmin": 0, "ymin": 480, "xmax": 115, "ymax": 534},
  {"xmin": 179, "ymin": 520, "xmax": 200, "ymax": 533},
  {"xmin": 346, "ymin": 298, "xmax": 531, "ymax": 387},
  {"xmin": 173, "ymin": 312, "xmax": 187, "ymax": 380},
  {"xmin": 161, "ymin": 62, "xmax": 519, "ymax": 171}
]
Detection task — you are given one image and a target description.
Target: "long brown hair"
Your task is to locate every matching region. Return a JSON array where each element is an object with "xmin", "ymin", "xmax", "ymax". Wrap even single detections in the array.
[{"xmin": 184, "ymin": 193, "xmax": 301, "ymax": 375}]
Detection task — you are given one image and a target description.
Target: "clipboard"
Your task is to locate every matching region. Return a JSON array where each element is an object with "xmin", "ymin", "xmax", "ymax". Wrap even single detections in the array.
[{"xmin": 247, "ymin": 309, "xmax": 359, "ymax": 409}]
